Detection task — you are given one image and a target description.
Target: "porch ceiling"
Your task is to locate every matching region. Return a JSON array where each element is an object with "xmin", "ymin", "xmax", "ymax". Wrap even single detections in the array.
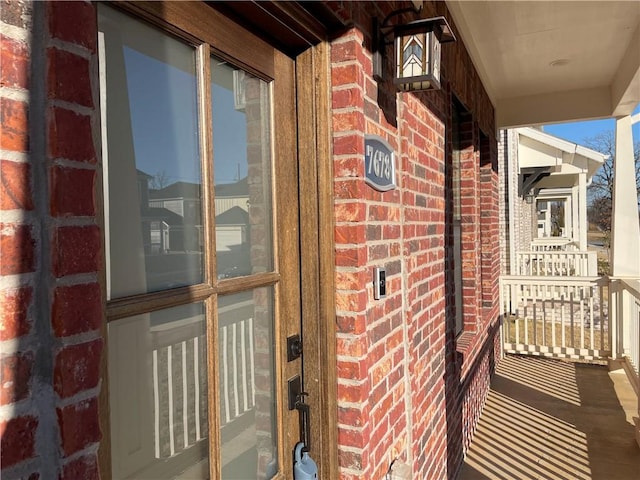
[{"xmin": 446, "ymin": 1, "xmax": 640, "ymax": 128}]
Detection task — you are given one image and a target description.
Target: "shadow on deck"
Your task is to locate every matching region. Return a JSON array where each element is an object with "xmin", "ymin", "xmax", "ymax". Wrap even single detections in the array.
[{"xmin": 458, "ymin": 355, "xmax": 640, "ymax": 480}]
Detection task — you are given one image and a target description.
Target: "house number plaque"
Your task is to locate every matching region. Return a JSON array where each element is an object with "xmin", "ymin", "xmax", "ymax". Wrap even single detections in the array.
[{"xmin": 364, "ymin": 135, "xmax": 396, "ymax": 191}]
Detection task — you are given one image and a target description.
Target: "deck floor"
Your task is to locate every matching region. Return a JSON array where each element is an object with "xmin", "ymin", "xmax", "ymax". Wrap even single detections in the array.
[{"xmin": 458, "ymin": 355, "xmax": 640, "ymax": 480}]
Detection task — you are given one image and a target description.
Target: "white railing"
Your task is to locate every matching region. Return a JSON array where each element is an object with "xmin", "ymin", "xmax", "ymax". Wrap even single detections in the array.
[
  {"xmin": 515, "ymin": 251, "xmax": 598, "ymax": 277},
  {"xmin": 500, "ymin": 276, "xmax": 610, "ymax": 360},
  {"xmin": 530, "ymin": 238, "xmax": 577, "ymax": 251},
  {"xmin": 610, "ymin": 277, "xmax": 640, "ymax": 376},
  {"xmin": 150, "ymin": 303, "xmax": 255, "ymax": 459}
]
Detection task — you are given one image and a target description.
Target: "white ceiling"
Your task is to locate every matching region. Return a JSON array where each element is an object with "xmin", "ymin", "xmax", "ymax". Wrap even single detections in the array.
[{"xmin": 445, "ymin": 1, "xmax": 640, "ymax": 128}]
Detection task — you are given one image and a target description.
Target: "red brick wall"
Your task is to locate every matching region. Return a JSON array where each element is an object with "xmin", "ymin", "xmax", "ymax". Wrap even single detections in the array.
[
  {"xmin": 329, "ymin": 2, "xmax": 500, "ymax": 479},
  {"xmin": 1, "ymin": 1, "xmax": 501, "ymax": 479},
  {"xmin": 0, "ymin": 2, "xmax": 102, "ymax": 478}
]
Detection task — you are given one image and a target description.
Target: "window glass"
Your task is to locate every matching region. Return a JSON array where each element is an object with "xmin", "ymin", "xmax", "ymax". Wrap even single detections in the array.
[
  {"xmin": 219, "ymin": 288, "xmax": 278, "ymax": 479},
  {"xmin": 100, "ymin": 5, "xmax": 203, "ymax": 299},
  {"xmin": 211, "ymin": 59, "xmax": 273, "ymax": 279},
  {"xmin": 452, "ymin": 104, "xmax": 463, "ymax": 334},
  {"xmin": 108, "ymin": 303, "xmax": 209, "ymax": 479}
]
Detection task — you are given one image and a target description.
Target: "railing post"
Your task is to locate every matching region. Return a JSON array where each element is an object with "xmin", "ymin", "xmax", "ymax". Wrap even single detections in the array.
[{"xmin": 610, "ymin": 278, "xmax": 619, "ymax": 359}]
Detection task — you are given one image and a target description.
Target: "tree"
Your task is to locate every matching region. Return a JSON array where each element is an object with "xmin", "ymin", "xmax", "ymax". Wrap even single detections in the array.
[
  {"xmin": 149, "ymin": 169, "xmax": 171, "ymax": 190},
  {"xmin": 587, "ymin": 196, "xmax": 611, "ymax": 233},
  {"xmin": 584, "ymin": 130, "xmax": 640, "ymax": 232}
]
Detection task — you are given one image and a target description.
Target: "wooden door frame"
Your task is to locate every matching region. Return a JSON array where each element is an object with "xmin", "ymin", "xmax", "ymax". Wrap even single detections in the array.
[{"xmin": 295, "ymin": 43, "xmax": 338, "ymax": 479}]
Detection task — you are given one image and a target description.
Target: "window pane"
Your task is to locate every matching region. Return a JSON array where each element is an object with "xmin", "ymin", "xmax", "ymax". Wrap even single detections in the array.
[
  {"xmin": 219, "ymin": 289, "xmax": 278, "ymax": 479},
  {"xmin": 211, "ymin": 60, "xmax": 274, "ymax": 279},
  {"xmin": 99, "ymin": 5, "xmax": 203, "ymax": 299},
  {"xmin": 108, "ymin": 303, "xmax": 209, "ymax": 479}
]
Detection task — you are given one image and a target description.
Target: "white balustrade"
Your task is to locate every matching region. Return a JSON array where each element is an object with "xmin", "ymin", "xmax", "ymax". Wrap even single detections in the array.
[
  {"xmin": 530, "ymin": 238, "xmax": 577, "ymax": 251},
  {"xmin": 515, "ymin": 251, "xmax": 597, "ymax": 277},
  {"xmin": 150, "ymin": 308, "xmax": 255, "ymax": 459},
  {"xmin": 500, "ymin": 276, "xmax": 610, "ymax": 359},
  {"xmin": 610, "ymin": 277, "xmax": 640, "ymax": 376}
]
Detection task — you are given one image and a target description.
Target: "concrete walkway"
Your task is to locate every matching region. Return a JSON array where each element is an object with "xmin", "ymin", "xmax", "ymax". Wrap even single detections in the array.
[{"xmin": 458, "ymin": 355, "xmax": 640, "ymax": 480}]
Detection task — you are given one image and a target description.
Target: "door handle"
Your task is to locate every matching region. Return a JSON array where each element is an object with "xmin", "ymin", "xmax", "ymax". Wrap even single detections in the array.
[
  {"xmin": 295, "ymin": 392, "xmax": 311, "ymax": 451},
  {"xmin": 287, "ymin": 375, "xmax": 311, "ymax": 450}
]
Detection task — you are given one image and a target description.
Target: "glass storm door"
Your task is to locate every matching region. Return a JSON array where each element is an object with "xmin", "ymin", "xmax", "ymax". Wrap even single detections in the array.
[{"xmin": 98, "ymin": 3, "xmax": 302, "ymax": 479}]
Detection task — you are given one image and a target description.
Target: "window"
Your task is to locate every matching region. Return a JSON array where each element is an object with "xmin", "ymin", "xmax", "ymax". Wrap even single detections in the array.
[
  {"xmin": 98, "ymin": 4, "xmax": 280, "ymax": 478},
  {"xmin": 451, "ymin": 101, "xmax": 464, "ymax": 335}
]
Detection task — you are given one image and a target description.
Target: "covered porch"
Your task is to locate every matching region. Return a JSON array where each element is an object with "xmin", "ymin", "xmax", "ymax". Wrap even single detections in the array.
[
  {"xmin": 446, "ymin": 0, "xmax": 640, "ymax": 475},
  {"xmin": 458, "ymin": 355, "xmax": 640, "ymax": 480}
]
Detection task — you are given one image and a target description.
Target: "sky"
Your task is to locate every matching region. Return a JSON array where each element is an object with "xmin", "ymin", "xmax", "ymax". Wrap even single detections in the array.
[
  {"xmin": 543, "ymin": 105, "xmax": 640, "ymax": 147},
  {"xmin": 125, "ymin": 46, "xmax": 248, "ymax": 187}
]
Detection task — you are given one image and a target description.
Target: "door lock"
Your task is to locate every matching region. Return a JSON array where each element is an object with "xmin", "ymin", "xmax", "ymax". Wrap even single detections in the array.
[{"xmin": 287, "ymin": 334, "xmax": 303, "ymax": 361}]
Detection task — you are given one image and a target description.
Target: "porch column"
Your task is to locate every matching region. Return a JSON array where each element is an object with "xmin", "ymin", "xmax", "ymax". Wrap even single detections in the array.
[
  {"xmin": 611, "ymin": 115, "xmax": 640, "ymax": 277},
  {"xmin": 578, "ymin": 173, "xmax": 587, "ymax": 251},
  {"xmin": 568, "ymin": 188, "xmax": 576, "ymax": 243},
  {"xmin": 610, "ymin": 115, "xmax": 640, "ymax": 448}
]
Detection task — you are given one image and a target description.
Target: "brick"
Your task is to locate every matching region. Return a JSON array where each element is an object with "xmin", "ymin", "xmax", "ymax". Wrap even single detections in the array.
[
  {"xmin": 332, "ymin": 87, "xmax": 364, "ymax": 110},
  {"xmin": 333, "ymin": 135, "xmax": 364, "ymax": 157},
  {"xmin": 57, "ymin": 397, "xmax": 101, "ymax": 456},
  {"xmin": 0, "ymin": 415, "xmax": 38, "ymax": 468},
  {"xmin": 335, "ymin": 245, "xmax": 367, "ymax": 267},
  {"xmin": 0, "ymin": 223, "xmax": 35, "ymax": 275},
  {"xmin": 47, "ymin": 48, "xmax": 93, "ymax": 107},
  {"xmin": 338, "ymin": 448, "xmax": 363, "ymax": 470},
  {"xmin": 54, "ymin": 339, "xmax": 103, "ymax": 399},
  {"xmin": 335, "ymin": 111, "xmax": 366, "ymax": 136},
  {"xmin": 337, "ymin": 425, "xmax": 367, "ymax": 449},
  {"xmin": 335, "ymin": 224, "xmax": 366, "ymax": 244},
  {"xmin": 52, "ymin": 225, "xmax": 101, "ymax": 277},
  {"xmin": 1, "ymin": 160, "xmax": 33, "ymax": 211},
  {"xmin": 335, "ymin": 202, "xmax": 366, "ymax": 222},
  {"xmin": 0, "ymin": 98, "xmax": 29, "ymax": 152},
  {"xmin": 331, "ymin": 40, "xmax": 358, "ymax": 62},
  {"xmin": 52, "ymin": 283, "xmax": 102, "ymax": 337},
  {"xmin": 60, "ymin": 453, "xmax": 99, "ymax": 480},
  {"xmin": 50, "ymin": 166, "xmax": 96, "ymax": 217},
  {"xmin": 335, "ymin": 290, "xmax": 367, "ymax": 312},
  {"xmin": 0, "ymin": 287, "xmax": 33, "ymax": 340},
  {"xmin": 0, "ymin": 351, "xmax": 33, "ymax": 405},
  {"xmin": 336, "ymin": 314, "xmax": 366, "ymax": 335},
  {"xmin": 0, "ymin": 34, "xmax": 29, "ymax": 89},
  {"xmin": 48, "ymin": 107, "xmax": 96, "ymax": 163},
  {"xmin": 332, "ymin": 63, "xmax": 361, "ymax": 87},
  {"xmin": 0, "ymin": 1, "xmax": 32, "ymax": 28},
  {"xmin": 334, "ymin": 179, "xmax": 365, "ymax": 200},
  {"xmin": 48, "ymin": 1, "xmax": 97, "ymax": 53}
]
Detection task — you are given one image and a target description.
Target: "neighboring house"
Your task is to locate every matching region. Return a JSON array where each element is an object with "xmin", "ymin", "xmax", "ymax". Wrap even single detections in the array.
[
  {"xmin": 1, "ymin": 2, "xmax": 638, "ymax": 480},
  {"xmin": 499, "ymin": 128, "xmax": 607, "ymax": 276},
  {"xmin": 149, "ymin": 181, "xmax": 202, "ymax": 225},
  {"xmin": 144, "ymin": 177, "xmax": 250, "ymax": 254}
]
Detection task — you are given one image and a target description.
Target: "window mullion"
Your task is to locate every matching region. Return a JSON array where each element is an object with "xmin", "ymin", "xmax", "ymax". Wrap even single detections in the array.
[{"xmin": 196, "ymin": 43, "xmax": 222, "ymax": 480}]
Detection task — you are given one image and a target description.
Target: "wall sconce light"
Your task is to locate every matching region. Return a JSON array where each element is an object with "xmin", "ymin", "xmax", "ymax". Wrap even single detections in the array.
[
  {"xmin": 525, "ymin": 192, "xmax": 535, "ymax": 204},
  {"xmin": 373, "ymin": 11, "xmax": 456, "ymax": 91}
]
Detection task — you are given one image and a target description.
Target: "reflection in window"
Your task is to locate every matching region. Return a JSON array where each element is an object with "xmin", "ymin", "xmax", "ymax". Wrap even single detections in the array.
[
  {"xmin": 108, "ymin": 303, "xmax": 209, "ymax": 479},
  {"xmin": 219, "ymin": 289, "xmax": 278, "ymax": 479},
  {"xmin": 211, "ymin": 58, "xmax": 273, "ymax": 279},
  {"xmin": 452, "ymin": 102, "xmax": 464, "ymax": 335},
  {"xmin": 99, "ymin": 5, "xmax": 203, "ymax": 299}
]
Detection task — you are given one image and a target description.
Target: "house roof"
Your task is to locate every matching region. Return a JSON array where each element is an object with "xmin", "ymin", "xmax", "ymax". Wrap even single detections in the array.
[
  {"xmin": 149, "ymin": 182, "xmax": 201, "ymax": 200},
  {"xmin": 516, "ymin": 127, "xmax": 607, "ymax": 190},
  {"xmin": 446, "ymin": 1, "xmax": 640, "ymax": 127},
  {"xmin": 215, "ymin": 205, "xmax": 249, "ymax": 225},
  {"xmin": 215, "ymin": 177, "xmax": 248, "ymax": 197},
  {"xmin": 141, "ymin": 207, "xmax": 185, "ymax": 225}
]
